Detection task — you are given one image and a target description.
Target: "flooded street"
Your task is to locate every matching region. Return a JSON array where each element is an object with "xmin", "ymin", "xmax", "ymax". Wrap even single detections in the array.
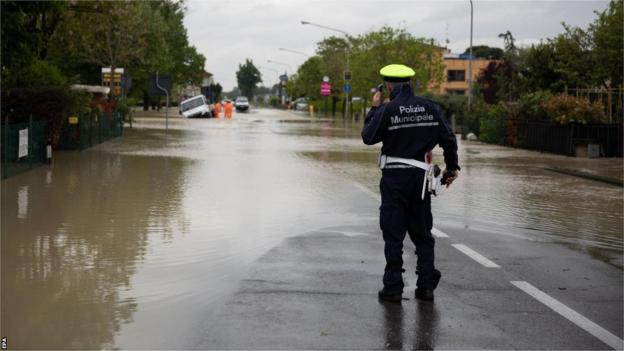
[{"xmin": 2, "ymin": 108, "xmax": 622, "ymax": 349}]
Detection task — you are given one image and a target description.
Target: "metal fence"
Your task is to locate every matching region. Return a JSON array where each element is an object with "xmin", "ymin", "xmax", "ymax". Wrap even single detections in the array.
[
  {"xmin": 516, "ymin": 122, "xmax": 623, "ymax": 157},
  {"xmin": 1, "ymin": 117, "xmax": 48, "ymax": 179},
  {"xmin": 57, "ymin": 111, "xmax": 123, "ymax": 150}
]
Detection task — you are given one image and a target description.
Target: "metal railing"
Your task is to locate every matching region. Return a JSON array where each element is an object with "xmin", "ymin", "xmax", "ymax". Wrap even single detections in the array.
[
  {"xmin": 516, "ymin": 121, "xmax": 623, "ymax": 157},
  {"xmin": 57, "ymin": 111, "xmax": 123, "ymax": 150}
]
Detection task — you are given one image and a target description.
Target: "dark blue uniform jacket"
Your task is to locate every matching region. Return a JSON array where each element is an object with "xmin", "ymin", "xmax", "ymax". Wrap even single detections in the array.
[{"xmin": 361, "ymin": 83, "xmax": 460, "ymax": 173}]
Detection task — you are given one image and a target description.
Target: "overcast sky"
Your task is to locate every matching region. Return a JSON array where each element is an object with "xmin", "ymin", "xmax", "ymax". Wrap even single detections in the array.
[{"xmin": 183, "ymin": 0, "xmax": 610, "ymax": 91}]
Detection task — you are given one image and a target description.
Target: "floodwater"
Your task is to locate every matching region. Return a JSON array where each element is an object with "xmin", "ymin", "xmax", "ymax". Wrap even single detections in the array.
[{"xmin": 1, "ymin": 108, "xmax": 622, "ymax": 349}]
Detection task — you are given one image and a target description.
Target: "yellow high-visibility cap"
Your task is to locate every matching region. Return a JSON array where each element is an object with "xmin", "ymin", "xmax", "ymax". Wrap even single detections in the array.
[{"xmin": 379, "ymin": 64, "xmax": 415, "ymax": 79}]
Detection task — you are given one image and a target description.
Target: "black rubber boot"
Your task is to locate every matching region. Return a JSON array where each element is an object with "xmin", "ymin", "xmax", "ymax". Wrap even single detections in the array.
[
  {"xmin": 378, "ymin": 289, "xmax": 402, "ymax": 303},
  {"xmin": 415, "ymin": 288, "xmax": 434, "ymax": 301},
  {"xmin": 416, "ymin": 269, "xmax": 441, "ymax": 301}
]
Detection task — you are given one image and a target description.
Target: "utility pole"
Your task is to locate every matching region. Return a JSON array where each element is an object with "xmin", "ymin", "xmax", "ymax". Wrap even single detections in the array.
[
  {"xmin": 468, "ymin": 0, "xmax": 474, "ymax": 109},
  {"xmin": 155, "ymin": 71, "xmax": 169, "ymax": 132}
]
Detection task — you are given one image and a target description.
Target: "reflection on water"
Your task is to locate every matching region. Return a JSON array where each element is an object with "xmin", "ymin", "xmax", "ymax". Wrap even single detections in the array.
[
  {"xmin": 1, "ymin": 151, "xmax": 191, "ymax": 349},
  {"xmin": 285, "ymin": 117, "xmax": 623, "ymax": 267},
  {"xmin": 380, "ymin": 301, "xmax": 439, "ymax": 350},
  {"xmin": 2, "ymin": 111, "xmax": 382, "ymax": 349}
]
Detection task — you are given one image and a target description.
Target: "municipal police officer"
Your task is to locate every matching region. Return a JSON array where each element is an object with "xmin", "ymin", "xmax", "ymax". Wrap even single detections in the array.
[{"xmin": 362, "ymin": 64, "xmax": 460, "ymax": 302}]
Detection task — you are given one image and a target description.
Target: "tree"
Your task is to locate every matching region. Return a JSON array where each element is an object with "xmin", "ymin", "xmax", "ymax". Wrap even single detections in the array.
[
  {"xmin": 236, "ymin": 59, "xmax": 262, "ymax": 99},
  {"xmin": 211, "ymin": 83, "xmax": 223, "ymax": 102},
  {"xmin": 498, "ymin": 30, "xmax": 516, "ymax": 52},
  {"xmin": 1, "ymin": 1, "xmax": 68, "ymax": 88},
  {"xmin": 590, "ymin": 0, "xmax": 623, "ymax": 87},
  {"xmin": 58, "ymin": 1, "xmax": 147, "ymax": 72},
  {"xmin": 287, "ymin": 56, "xmax": 323, "ymax": 99},
  {"xmin": 463, "ymin": 45, "xmax": 504, "ymax": 59},
  {"xmin": 552, "ymin": 24, "xmax": 594, "ymax": 88}
]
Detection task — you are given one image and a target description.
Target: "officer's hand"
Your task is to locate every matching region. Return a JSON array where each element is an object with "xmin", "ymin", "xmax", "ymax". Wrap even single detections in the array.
[
  {"xmin": 372, "ymin": 92, "xmax": 382, "ymax": 107},
  {"xmin": 444, "ymin": 170, "xmax": 459, "ymax": 187}
]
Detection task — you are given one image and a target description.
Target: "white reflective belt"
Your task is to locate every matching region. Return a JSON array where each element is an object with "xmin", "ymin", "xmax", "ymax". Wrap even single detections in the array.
[
  {"xmin": 379, "ymin": 155, "xmax": 432, "ymax": 200},
  {"xmin": 384, "ymin": 156, "xmax": 429, "ymax": 170}
]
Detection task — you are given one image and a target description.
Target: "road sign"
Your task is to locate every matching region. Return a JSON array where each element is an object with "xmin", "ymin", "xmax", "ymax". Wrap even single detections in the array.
[
  {"xmin": 343, "ymin": 83, "xmax": 352, "ymax": 93},
  {"xmin": 149, "ymin": 74, "xmax": 171, "ymax": 96},
  {"xmin": 279, "ymin": 74, "xmax": 288, "ymax": 81},
  {"xmin": 18, "ymin": 129, "xmax": 28, "ymax": 158},
  {"xmin": 344, "ymin": 71, "xmax": 352, "ymax": 81},
  {"xmin": 322, "ymin": 76, "xmax": 330, "ymax": 83},
  {"xmin": 320, "ymin": 82, "xmax": 331, "ymax": 96},
  {"xmin": 102, "ymin": 67, "xmax": 124, "ymax": 86},
  {"xmin": 102, "ymin": 67, "xmax": 125, "ymax": 96}
]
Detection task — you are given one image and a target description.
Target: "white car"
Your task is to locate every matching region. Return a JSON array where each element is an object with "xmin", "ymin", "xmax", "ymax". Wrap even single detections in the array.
[
  {"xmin": 293, "ymin": 97, "xmax": 308, "ymax": 111},
  {"xmin": 180, "ymin": 95, "xmax": 211, "ymax": 118},
  {"xmin": 235, "ymin": 96, "xmax": 249, "ymax": 112}
]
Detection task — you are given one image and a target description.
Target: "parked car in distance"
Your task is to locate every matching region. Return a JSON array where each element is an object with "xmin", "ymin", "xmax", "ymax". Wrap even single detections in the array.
[
  {"xmin": 180, "ymin": 95, "xmax": 211, "ymax": 118},
  {"xmin": 292, "ymin": 97, "xmax": 308, "ymax": 111},
  {"xmin": 235, "ymin": 96, "xmax": 249, "ymax": 112}
]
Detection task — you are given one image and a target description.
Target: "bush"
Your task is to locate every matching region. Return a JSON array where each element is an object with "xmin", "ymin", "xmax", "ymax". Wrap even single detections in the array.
[
  {"xmin": 541, "ymin": 94, "xmax": 606, "ymax": 124},
  {"xmin": 517, "ymin": 90, "xmax": 553, "ymax": 120},
  {"xmin": 479, "ymin": 103, "xmax": 507, "ymax": 145},
  {"xmin": 269, "ymin": 96, "xmax": 280, "ymax": 107},
  {"xmin": 1, "ymin": 87, "xmax": 73, "ymax": 146},
  {"xmin": 3, "ymin": 60, "xmax": 68, "ymax": 89}
]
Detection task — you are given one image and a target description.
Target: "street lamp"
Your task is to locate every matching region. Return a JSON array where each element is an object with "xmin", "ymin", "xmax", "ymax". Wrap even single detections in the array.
[
  {"xmin": 258, "ymin": 65, "xmax": 279, "ymax": 84},
  {"xmin": 258, "ymin": 66, "xmax": 281, "ymax": 101},
  {"xmin": 301, "ymin": 20, "xmax": 352, "ymax": 118},
  {"xmin": 267, "ymin": 59, "xmax": 292, "ymax": 73},
  {"xmin": 468, "ymin": 0, "xmax": 474, "ymax": 109},
  {"xmin": 278, "ymin": 48, "xmax": 311, "ymax": 58}
]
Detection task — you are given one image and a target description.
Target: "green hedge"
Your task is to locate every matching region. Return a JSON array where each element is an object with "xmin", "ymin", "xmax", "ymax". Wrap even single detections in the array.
[{"xmin": 478, "ymin": 104, "xmax": 507, "ymax": 145}]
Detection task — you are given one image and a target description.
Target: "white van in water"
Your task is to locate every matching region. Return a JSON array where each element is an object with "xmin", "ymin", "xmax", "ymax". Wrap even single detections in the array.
[{"xmin": 180, "ymin": 95, "xmax": 211, "ymax": 118}]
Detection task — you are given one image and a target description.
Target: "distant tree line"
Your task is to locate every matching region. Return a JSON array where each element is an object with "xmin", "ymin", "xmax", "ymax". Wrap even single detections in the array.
[
  {"xmin": 457, "ymin": 0, "xmax": 622, "ymax": 145},
  {"xmin": 285, "ymin": 26, "xmax": 445, "ymax": 114}
]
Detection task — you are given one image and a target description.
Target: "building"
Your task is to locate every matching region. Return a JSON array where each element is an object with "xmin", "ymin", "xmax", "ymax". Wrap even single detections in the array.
[{"xmin": 433, "ymin": 53, "xmax": 498, "ymax": 95}]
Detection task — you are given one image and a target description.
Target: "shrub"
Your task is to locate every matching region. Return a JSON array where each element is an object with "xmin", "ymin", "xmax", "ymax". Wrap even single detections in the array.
[
  {"xmin": 541, "ymin": 94, "xmax": 606, "ymax": 124},
  {"xmin": 479, "ymin": 103, "xmax": 507, "ymax": 145},
  {"xmin": 516, "ymin": 90, "xmax": 553, "ymax": 120},
  {"xmin": 0, "ymin": 87, "xmax": 88, "ymax": 146},
  {"xmin": 3, "ymin": 60, "xmax": 68, "ymax": 89}
]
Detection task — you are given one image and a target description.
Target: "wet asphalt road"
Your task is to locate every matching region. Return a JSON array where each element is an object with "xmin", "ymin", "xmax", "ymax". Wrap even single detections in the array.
[{"xmin": 1, "ymin": 107, "xmax": 622, "ymax": 350}]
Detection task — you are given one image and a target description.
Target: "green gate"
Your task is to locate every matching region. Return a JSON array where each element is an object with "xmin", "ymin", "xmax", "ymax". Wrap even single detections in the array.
[{"xmin": 1, "ymin": 117, "xmax": 48, "ymax": 179}]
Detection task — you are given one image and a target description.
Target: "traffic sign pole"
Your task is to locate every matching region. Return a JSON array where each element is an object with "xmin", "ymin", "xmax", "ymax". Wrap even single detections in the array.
[{"xmin": 155, "ymin": 71, "xmax": 169, "ymax": 132}]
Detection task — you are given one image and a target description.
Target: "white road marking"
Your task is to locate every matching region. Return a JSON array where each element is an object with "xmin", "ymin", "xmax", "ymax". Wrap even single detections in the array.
[
  {"xmin": 451, "ymin": 244, "xmax": 500, "ymax": 268},
  {"xmin": 431, "ymin": 228, "xmax": 449, "ymax": 238},
  {"xmin": 511, "ymin": 281, "xmax": 624, "ymax": 350}
]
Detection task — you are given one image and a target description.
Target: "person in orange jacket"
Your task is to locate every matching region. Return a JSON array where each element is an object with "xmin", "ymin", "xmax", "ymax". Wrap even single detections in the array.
[
  {"xmin": 224, "ymin": 100, "xmax": 233, "ymax": 119},
  {"xmin": 214, "ymin": 101, "xmax": 222, "ymax": 118}
]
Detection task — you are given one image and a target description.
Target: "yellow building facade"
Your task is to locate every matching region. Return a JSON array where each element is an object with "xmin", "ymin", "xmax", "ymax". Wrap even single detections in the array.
[{"xmin": 432, "ymin": 57, "xmax": 497, "ymax": 95}]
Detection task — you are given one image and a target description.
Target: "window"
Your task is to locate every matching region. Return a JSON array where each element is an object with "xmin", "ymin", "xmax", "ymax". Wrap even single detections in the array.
[
  {"xmin": 447, "ymin": 70, "xmax": 465, "ymax": 82},
  {"xmin": 446, "ymin": 89, "xmax": 466, "ymax": 95},
  {"xmin": 181, "ymin": 97, "xmax": 205, "ymax": 112}
]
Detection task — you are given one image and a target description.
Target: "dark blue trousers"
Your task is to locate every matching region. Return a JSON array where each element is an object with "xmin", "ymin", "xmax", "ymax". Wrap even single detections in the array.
[{"xmin": 379, "ymin": 172, "xmax": 437, "ymax": 294}]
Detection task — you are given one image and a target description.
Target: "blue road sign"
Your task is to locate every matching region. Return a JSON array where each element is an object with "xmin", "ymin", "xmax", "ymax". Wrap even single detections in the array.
[{"xmin": 343, "ymin": 83, "xmax": 352, "ymax": 93}]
